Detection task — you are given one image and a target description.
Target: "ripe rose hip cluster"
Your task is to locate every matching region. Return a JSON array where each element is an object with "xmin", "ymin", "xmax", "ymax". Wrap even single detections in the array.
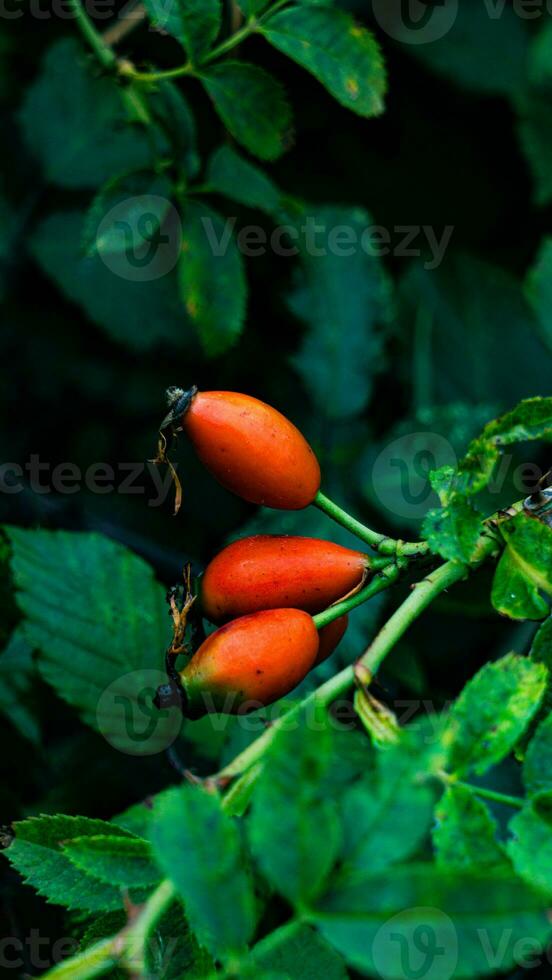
[{"xmin": 159, "ymin": 388, "xmax": 372, "ymax": 718}]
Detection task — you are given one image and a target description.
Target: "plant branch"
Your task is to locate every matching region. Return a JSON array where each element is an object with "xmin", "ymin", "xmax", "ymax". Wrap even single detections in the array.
[
  {"xmin": 67, "ymin": 0, "xmax": 117, "ymax": 68},
  {"xmin": 313, "ymin": 490, "xmax": 430, "ymax": 558},
  {"xmin": 313, "ymin": 562, "xmax": 401, "ymax": 629},
  {"xmin": 439, "ymin": 772, "xmax": 524, "ymax": 810},
  {"xmin": 122, "ymin": 0, "xmax": 291, "ymax": 82},
  {"xmin": 102, "ymin": 0, "xmax": 146, "ymax": 47}
]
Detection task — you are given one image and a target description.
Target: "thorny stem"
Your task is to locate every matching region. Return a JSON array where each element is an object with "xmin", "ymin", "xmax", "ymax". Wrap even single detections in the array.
[{"xmin": 313, "ymin": 490, "xmax": 430, "ymax": 558}]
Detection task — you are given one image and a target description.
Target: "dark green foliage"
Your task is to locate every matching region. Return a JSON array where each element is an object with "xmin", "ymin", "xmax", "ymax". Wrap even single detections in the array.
[{"xmin": 5, "ymin": 3, "xmax": 552, "ymax": 976}]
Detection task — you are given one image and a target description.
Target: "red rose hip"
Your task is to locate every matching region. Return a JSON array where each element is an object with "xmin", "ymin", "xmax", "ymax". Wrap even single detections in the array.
[
  {"xmin": 200, "ymin": 535, "xmax": 369, "ymax": 622},
  {"xmin": 164, "ymin": 388, "xmax": 321, "ymax": 509}
]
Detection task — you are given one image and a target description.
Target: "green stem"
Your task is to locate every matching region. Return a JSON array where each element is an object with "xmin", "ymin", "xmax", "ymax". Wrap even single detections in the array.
[
  {"xmin": 313, "ymin": 490, "xmax": 429, "ymax": 558},
  {"xmin": 41, "ymin": 880, "xmax": 176, "ymax": 980},
  {"xmin": 123, "ymin": 878, "xmax": 177, "ymax": 972},
  {"xmin": 124, "ymin": 0, "xmax": 291, "ymax": 83},
  {"xmin": 67, "ymin": 0, "xmax": 116, "ymax": 68},
  {"xmin": 355, "ymin": 558, "xmax": 470, "ymax": 674},
  {"xmin": 40, "ymin": 939, "xmax": 117, "ymax": 980},
  {"xmin": 313, "ymin": 563, "xmax": 401, "ymax": 629},
  {"xmin": 441, "ymin": 773, "xmax": 524, "ymax": 810},
  {"xmin": 217, "ymin": 558, "xmax": 471, "ymax": 783}
]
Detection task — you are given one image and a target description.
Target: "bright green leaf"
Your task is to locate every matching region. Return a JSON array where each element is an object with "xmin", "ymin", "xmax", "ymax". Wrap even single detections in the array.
[
  {"xmin": 262, "ymin": 7, "xmax": 386, "ymax": 117},
  {"xmin": 433, "ymin": 785, "xmax": 508, "ymax": 872},
  {"xmin": 179, "ymin": 201, "xmax": 247, "ymax": 356},
  {"xmin": 150, "ymin": 784, "xmax": 256, "ymax": 959},
  {"xmin": 339, "ymin": 735, "xmax": 437, "ymax": 874},
  {"xmin": 207, "ymin": 145, "xmax": 282, "ymax": 214},
  {"xmin": 200, "ymin": 61, "xmax": 292, "ymax": 160},
  {"xmin": 251, "ymin": 922, "xmax": 347, "ymax": 979},
  {"xmin": 143, "ymin": 0, "xmax": 222, "ymax": 61},
  {"xmin": 313, "ymin": 864, "xmax": 551, "ymax": 979},
  {"xmin": 524, "ymin": 711, "xmax": 552, "ymax": 797},
  {"xmin": 248, "ymin": 710, "xmax": 341, "ymax": 905},
  {"xmin": 492, "ymin": 512, "xmax": 552, "ymax": 621},
  {"xmin": 5, "ymin": 526, "xmax": 178, "ymax": 755},
  {"xmin": 19, "ymin": 39, "xmax": 162, "ymax": 189},
  {"xmin": 446, "ymin": 653, "xmax": 548, "ymax": 776},
  {"xmin": 508, "ymin": 791, "xmax": 552, "ymax": 895},
  {"xmin": 3, "ymin": 815, "xmax": 137, "ymax": 912},
  {"xmin": 63, "ymin": 835, "xmax": 160, "ymax": 889}
]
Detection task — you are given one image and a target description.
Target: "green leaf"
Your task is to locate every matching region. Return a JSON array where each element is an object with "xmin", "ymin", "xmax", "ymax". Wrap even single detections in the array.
[
  {"xmin": 526, "ymin": 238, "xmax": 552, "ymax": 355},
  {"xmin": 63, "ymin": 835, "xmax": 160, "ymax": 889},
  {"xmin": 3, "ymin": 815, "xmax": 137, "ymax": 912},
  {"xmin": 517, "ymin": 92, "xmax": 552, "ymax": 206},
  {"xmin": 250, "ymin": 922, "xmax": 347, "ymax": 979},
  {"xmin": 289, "ymin": 205, "xmax": 392, "ymax": 419},
  {"xmin": 529, "ymin": 615, "xmax": 552, "ymax": 718},
  {"xmin": 433, "ymin": 785, "xmax": 508, "ymax": 872},
  {"xmin": 206, "ymin": 145, "xmax": 282, "ymax": 214},
  {"xmin": 423, "ymin": 474, "xmax": 483, "ymax": 564},
  {"xmin": 313, "ymin": 864, "xmax": 551, "ymax": 979},
  {"xmin": 508, "ymin": 792, "xmax": 552, "ymax": 895},
  {"xmin": 445, "ymin": 653, "xmax": 548, "ymax": 776},
  {"xmin": 19, "ymin": 39, "xmax": 162, "ymax": 189},
  {"xmin": 339, "ymin": 738, "xmax": 436, "ymax": 874},
  {"xmin": 30, "ymin": 211, "xmax": 193, "ymax": 352},
  {"xmin": 5, "ymin": 527, "xmax": 179, "ymax": 755},
  {"xmin": 406, "ymin": 3, "xmax": 528, "ymax": 97},
  {"xmin": 399, "ymin": 257, "xmax": 552, "ymax": 406},
  {"xmin": 200, "ymin": 61, "xmax": 292, "ymax": 160},
  {"xmin": 262, "ymin": 7, "xmax": 386, "ymax": 117},
  {"xmin": 248, "ymin": 710, "xmax": 341, "ymax": 904},
  {"xmin": 82, "ymin": 171, "xmax": 174, "ymax": 257},
  {"xmin": 150, "ymin": 784, "xmax": 256, "ymax": 959},
  {"xmin": 148, "ymin": 81, "xmax": 200, "ymax": 178},
  {"xmin": 492, "ymin": 512, "xmax": 552, "ymax": 621},
  {"xmin": 143, "ymin": 0, "xmax": 221, "ymax": 61},
  {"xmin": 0, "ymin": 626, "xmax": 40, "ymax": 744},
  {"xmin": 179, "ymin": 200, "xmax": 247, "ymax": 356},
  {"xmin": 523, "ymin": 711, "xmax": 552, "ymax": 797}
]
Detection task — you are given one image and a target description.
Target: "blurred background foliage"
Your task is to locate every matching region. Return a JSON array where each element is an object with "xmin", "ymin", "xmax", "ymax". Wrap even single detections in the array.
[{"xmin": 2, "ymin": 1, "xmax": 552, "ymax": 973}]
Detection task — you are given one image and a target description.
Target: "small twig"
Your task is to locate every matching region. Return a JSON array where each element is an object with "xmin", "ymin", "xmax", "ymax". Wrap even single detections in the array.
[{"xmin": 103, "ymin": 0, "xmax": 146, "ymax": 47}]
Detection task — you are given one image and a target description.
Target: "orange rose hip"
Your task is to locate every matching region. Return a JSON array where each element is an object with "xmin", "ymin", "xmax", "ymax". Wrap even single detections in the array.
[
  {"xmin": 179, "ymin": 608, "xmax": 319, "ymax": 716},
  {"xmin": 164, "ymin": 388, "xmax": 321, "ymax": 509},
  {"xmin": 200, "ymin": 535, "xmax": 369, "ymax": 622}
]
